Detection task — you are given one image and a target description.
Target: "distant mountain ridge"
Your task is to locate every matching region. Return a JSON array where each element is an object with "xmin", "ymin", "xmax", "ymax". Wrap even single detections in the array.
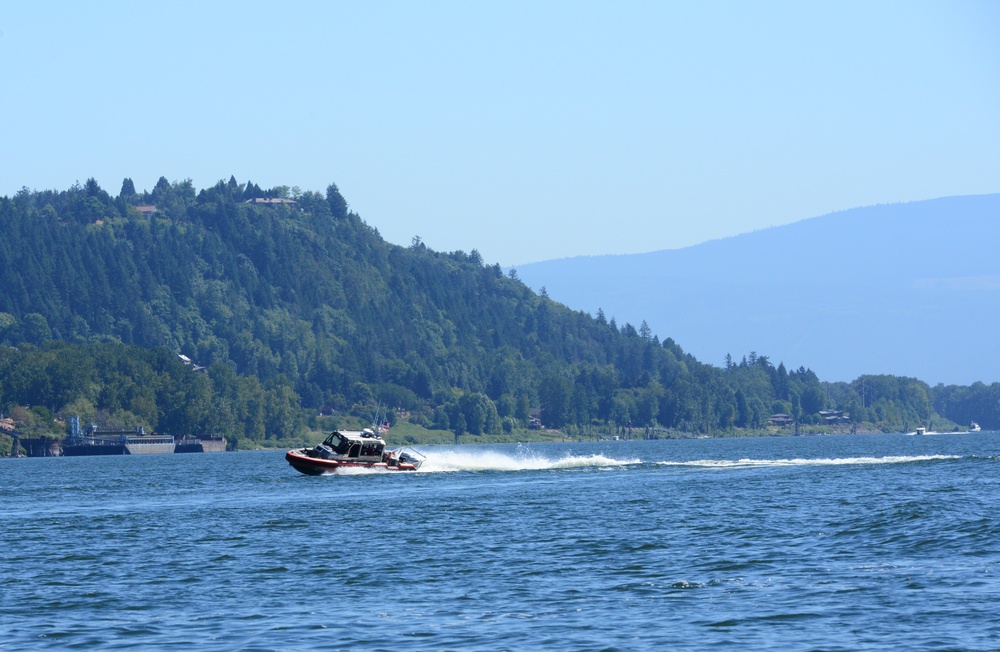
[{"xmin": 515, "ymin": 194, "xmax": 1000, "ymax": 386}]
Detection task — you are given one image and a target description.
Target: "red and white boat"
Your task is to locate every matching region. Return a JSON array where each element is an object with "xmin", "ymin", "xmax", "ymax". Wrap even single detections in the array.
[{"xmin": 285, "ymin": 429, "xmax": 424, "ymax": 475}]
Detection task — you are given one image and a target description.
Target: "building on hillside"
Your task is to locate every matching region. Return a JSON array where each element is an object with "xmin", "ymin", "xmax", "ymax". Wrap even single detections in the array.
[
  {"xmin": 178, "ymin": 354, "xmax": 207, "ymax": 373},
  {"xmin": 819, "ymin": 409, "xmax": 849, "ymax": 424},
  {"xmin": 245, "ymin": 198, "xmax": 298, "ymax": 209},
  {"xmin": 769, "ymin": 413, "xmax": 794, "ymax": 426}
]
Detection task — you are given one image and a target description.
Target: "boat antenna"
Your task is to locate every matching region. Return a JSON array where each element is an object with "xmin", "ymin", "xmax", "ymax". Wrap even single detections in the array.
[{"xmin": 370, "ymin": 401, "xmax": 391, "ymax": 437}]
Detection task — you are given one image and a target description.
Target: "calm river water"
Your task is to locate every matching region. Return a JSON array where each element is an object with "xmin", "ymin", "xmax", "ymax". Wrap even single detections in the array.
[{"xmin": 3, "ymin": 432, "xmax": 1000, "ymax": 650}]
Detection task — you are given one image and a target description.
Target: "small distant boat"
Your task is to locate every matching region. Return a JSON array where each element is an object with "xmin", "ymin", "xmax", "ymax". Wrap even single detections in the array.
[
  {"xmin": 970, "ymin": 422, "xmax": 981, "ymax": 432},
  {"xmin": 285, "ymin": 429, "xmax": 424, "ymax": 475},
  {"xmin": 914, "ymin": 427, "xmax": 926, "ymax": 436}
]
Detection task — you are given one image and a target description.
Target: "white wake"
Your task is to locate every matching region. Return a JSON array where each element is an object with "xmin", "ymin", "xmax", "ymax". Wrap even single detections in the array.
[
  {"xmin": 415, "ymin": 448, "xmax": 641, "ymax": 473},
  {"xmin": 658, "ymin": 455, "xmax": 960, "ymax": 469}
]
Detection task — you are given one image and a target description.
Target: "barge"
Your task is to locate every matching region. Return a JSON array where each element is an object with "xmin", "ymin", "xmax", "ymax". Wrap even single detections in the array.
[
  {"xmin": 174, "ymin": 434, "xmax": 227, "ymax": 453},
  {"xmin": 62, "ymin": 425, "xmax": 175, "ymax": 456}
]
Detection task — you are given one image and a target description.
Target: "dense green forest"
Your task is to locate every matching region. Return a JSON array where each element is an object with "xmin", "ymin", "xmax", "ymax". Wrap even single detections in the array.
[
  {"xmin": 0, "ymin": 177, "xmax": 992, "ymax": 451},
  {"xmin": 0, "ymin": 342, "xmax": 299, "ymax": 449}
]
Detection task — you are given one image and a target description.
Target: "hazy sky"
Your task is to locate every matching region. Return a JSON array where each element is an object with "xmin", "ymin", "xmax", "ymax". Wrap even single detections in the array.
[{"xmin": 2, "ymin": 1, "xmax": 998, "ymax": 266}]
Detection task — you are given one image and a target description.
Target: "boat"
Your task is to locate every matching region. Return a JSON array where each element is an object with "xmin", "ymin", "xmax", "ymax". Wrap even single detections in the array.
[
  {"xmin": 285, "ymin": 429, "xmax": 424, "ymax": 475},
  {"xmin": 62, "ymin": 425, "xmax": 175, "ymax": 456},
  {"xmin": 914, "ymin": 427, "xmax": 926, "ymax": 436},
  {"xmin": 970, "ymin": 422, "xmax": 981, "ymax": 432},
  {"xmin": 174, "ymin": 434, "xmax": 227, "ymax": 453}
]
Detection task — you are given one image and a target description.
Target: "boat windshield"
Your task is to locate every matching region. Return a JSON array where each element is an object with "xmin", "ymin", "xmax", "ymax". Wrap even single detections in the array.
[
  {"xmin": 323, "ymin": 432, "xmax": 353, "ymax": 455},
  {"xmin": 322, "ymin": 431, "xmax": 385, "ymax": 458}
]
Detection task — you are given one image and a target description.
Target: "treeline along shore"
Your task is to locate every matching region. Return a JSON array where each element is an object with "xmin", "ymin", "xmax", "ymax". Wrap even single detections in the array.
[{"xmin": 1, "ymin": 177, "xmax": 997, "ymax": 454}]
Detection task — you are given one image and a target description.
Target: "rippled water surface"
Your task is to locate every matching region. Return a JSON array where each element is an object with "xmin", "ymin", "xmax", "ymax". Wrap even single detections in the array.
[{"xmin": 4, "ymin": 433, "xmax": 1000, "ymax": 650}]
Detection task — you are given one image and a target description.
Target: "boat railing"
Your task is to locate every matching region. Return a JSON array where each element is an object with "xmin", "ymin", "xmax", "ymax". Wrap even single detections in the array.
[
  {"xmin": 65, "ymin": 434, "xmax": 128, "ymax": 446},
  {"xmin": 124, "ymin": 434, "xmax": 175, "ymax": 445}
]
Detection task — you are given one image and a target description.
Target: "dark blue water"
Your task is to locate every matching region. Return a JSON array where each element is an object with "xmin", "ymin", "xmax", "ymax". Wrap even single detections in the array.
[{"xmin": 4, "ymin": 433, "xmax": 1000, "ymax": 650}]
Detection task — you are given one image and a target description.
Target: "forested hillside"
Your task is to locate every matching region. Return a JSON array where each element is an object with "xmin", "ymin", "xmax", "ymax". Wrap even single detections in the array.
[{"xmin": 0, "ymin": 177, "xmax": 983, "ymax": 449}]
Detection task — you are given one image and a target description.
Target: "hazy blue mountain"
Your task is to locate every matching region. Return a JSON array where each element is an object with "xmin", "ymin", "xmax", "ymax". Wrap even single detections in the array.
[{"xmin": 515, "ymin": 194, "xmax": 1000, "ymax": 385}]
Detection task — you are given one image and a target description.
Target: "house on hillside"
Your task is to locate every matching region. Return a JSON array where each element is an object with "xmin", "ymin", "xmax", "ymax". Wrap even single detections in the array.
[
  {"xmin": 769, "ymin": 413, "xmax": 794, "ymax": 426},
  {"xmin": 819, "ymin": 409, "xmax": 849, "ymax": 424},
  {"xmin": 178, "ymin": 354, "xmax": 207, "ymax": 373},
  {"xmin": 245, "ymin": 198, "xmax": 298, "ymax": 209},
  {"xmin": 134, "ymin": 205, "xmax": 157, "ymax": 218}
]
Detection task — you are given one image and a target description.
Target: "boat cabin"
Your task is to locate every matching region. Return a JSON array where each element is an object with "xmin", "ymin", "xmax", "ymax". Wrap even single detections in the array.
[{"xmin": 314, "ymin": 429, "xmax": 386, "ymax": 461}]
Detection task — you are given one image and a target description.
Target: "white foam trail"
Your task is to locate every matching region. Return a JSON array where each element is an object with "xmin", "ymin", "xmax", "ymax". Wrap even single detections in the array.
[
  {"xmin": 416, "ymin": 449, "xmax": 641, "ymax": 473},
  {"xmin": 658, "ymin": 455, "xmax": 960, "ymax": 469},
  {"xmin": 331, "ymin": 466, "xmax": 388, "ymax": 475}
]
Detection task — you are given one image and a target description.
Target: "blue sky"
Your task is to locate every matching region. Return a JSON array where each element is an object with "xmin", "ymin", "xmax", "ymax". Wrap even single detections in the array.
[{"xmin": 2, "ymin": 1, "xmax": 998, "ymax": 266}]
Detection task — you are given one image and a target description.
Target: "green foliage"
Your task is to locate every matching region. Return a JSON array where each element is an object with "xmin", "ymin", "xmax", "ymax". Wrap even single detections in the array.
[
  {"xmin": 0, "ymin": 178, "xmax": 963, "ymax": 442},
  {"xmin": 933, "ymin": 382, "xmax": 1000, "ymax": 430},
  {"xmin": 0, "ymin": 341, "xmax": 300, "ymax": 443}
]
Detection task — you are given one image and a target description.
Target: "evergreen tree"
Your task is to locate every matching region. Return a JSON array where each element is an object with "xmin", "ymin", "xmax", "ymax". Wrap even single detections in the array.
[{"xmin": 119, "ymin": 178, "xmax": 136, "ymax": 199}]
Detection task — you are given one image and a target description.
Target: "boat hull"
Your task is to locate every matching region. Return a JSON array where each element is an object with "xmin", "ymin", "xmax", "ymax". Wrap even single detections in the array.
[
  {"xmin": 62, "ymin": 443, "xmax": 128, "ymax": 456},
  {"xmin": 126, "ymin": 441, "xmax": 176, "ymax": 455},
  {"xmin": 174, "ymin": 436, "xmax": 227, "ymax": 453},
  {"xmin": 285, "ymin": 449, "xmax": 419, "ymax": 475},
  {"xmin": 62, "ymin": 440, "xmax": 177, "ymax": 455}
]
